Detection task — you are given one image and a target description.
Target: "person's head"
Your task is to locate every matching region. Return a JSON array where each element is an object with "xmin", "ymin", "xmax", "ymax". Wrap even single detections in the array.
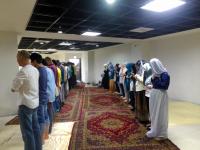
[
  {"xmin": 135, "ymin": 60, "xmax": 140, "ymax": 71},
  {"xmin": 57, "ymin": 60, "xmax": 61, "ymax": 66},
  {"xmin": 45, "ymin": 57, "xmax": 52, "ymax": 65},
  {"xmin": 104, "ymin": 64, "xmax": 108, "ymax": 69},
  {"xmin": 143, "ymin": 63, "xmax": 151, "ymax": 72},
  {"xmin": 121, "ymin": 64, "xmax": 125, "ymax": 69},
  {"xmin": 30, "ymin": 53, "xmax": 43, "ymax": 67},
  {"xmin": 17, "ymin": 50, "xmax": 30, "ymax": 67},
  {"xmin": 132, "ymin": 63, "xmax": 137, "ymax": 74},
  {"xmin": 52, "ymin": 59, "xmax": 57, "ymax": 66},
  {"xmin": 115, "ymin": 63, "xmax": 119, "ymax": 70},
  {"xmin": 150, "ymin": 58, "xmax": 167, "ymax": 76},
  {"xmin": 42, "ymin": 59, "xmax": 48, "ymax": 66}
]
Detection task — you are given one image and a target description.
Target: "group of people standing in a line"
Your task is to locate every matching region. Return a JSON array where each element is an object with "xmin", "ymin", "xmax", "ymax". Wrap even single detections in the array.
[
  {"xmin": 101, "ymin": 58, "xmax": 170, "ymax": 140},
  {"xmin": 11, "ymin": 50, "xmax": 77, "ymax": 150}
]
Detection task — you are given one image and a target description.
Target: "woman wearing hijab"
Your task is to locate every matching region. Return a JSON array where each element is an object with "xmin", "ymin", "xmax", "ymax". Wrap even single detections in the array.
[
  {"xmin": 143, "ymin": 63, "xmax": 153, "ymax": 124},
  {"xmin": 108, "ymin": 62, "xmax": 115, "ymax": 93},
  {"xmin": 101, "ymin": 64, "xmax": 109, "ymax": 89},
  {"xmin": 124, "ymin": 63, "xmax": 134, "ymax": 102},
  {"xmin": 146, "ymin": 58, "xmax": 170, "ymax": 140},
  {"xmin": 119, "ymin": 64, "xmax": 127, "ymax": 98},
  {"xmin": 114, "ymin": 64, "xmax": 120, "ymax": 94},
  {"xmin": 134, "ymin": 60, "xmax": 149, "ymax": 122},
  {"xmin": 129, "ymin": 63, "xmax": 136, "ymax": 111}
]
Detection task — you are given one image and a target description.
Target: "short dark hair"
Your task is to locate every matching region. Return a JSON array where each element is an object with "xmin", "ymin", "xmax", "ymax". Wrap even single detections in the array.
[
  {"xmin": 42, "ymin": 59, "xmax": 48, "ymax": 66},
  {"xmin": 17, "ymin": 50, "xmax": 30, "ymax": 59},
  {"xmin": 30, "ymin": 53, "xmax": 43, "ymax": 64},
  {"xmin": 52, "ymin": 59, "xmax": 57, "ymax": 66}
]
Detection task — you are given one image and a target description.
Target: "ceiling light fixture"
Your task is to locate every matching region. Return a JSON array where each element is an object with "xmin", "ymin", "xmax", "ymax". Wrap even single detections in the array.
[
  {"xmin": 130, "ymin": 27, "xmax": 154, "ymax": 33},
  {"xmin": 141, "ymin": 0, "xmax": 186, "ymax": 12},
  {"xmin": 70, "ymin": 47, "xmax": 80, "ymax": 50},
  {"xmin": 59, "ymin": 42, "xmax": 72, "ymax": 46},
  {"xmin": 81, "ymin": 31, "xmax": 101, "ymax": 36},
  {"xmin": 58, "ymin": 30, "xmax": 63, "ymax": 34},
  {"xmin": 106, "ymin": 0, "xmax": 116, "ymax": 4},
  {"xmin": 34, "ymin": 40, "xmax": 50, "ymax": 44},
  {"xmin": 47, "ymin": 48, "xmax": 56, "ymax": 51},
  {"xmin": 74, "ymin": 56, "xmax": 77, "ymax": 59},
  {"xmin": 58, "ymin": 26, "xmax": 63, "ymax": 34}
]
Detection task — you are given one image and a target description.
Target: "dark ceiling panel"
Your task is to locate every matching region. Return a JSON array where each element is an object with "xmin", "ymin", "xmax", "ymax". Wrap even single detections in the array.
[
  {"xmin": 25, "ymin": 0, "xmax": 200, "ymax": 40},
  {"xmin": 18, "ymin": 37, "xmax": 121, "ymax": 51}
]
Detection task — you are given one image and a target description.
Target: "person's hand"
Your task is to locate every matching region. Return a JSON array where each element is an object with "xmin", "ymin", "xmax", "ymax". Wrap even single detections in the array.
[
  {"xmin": 134, "ymin": 75, "xmax": 137, "ymax": 80},
  {"xmin": 146, "ymin": 85, "xmax": 153, "ymax": 89}
]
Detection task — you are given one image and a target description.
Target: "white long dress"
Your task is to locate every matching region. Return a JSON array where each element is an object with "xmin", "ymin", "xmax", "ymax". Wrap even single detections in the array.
[{"xmin": 146, "ymin": 89, "xmax": 168, "ymax": 138}]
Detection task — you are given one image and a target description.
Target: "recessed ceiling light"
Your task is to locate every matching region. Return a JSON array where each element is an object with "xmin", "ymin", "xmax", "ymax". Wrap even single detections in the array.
[
  {"xmin": 58, "ymin": 30, "xmax": 63, "ymax": 34},
  {"xmin": 34, "ymin": 40, "xmax": 50, "ymax": 43},
  {"xmin": 40, "ymin": 42, "xmax": 44, "ymax": 45},
  {"xmin": 59, "ymin": 42, "xmax": 72, "ymax": 46},
  {"xmin": 84, "ymin": 42, "xmax": 98, "ymax": 46},
  {"xmin": 74, "ymin": 56, "xmax": 77, "ymax": 59},
  {"xmin": 47, "ymin": 48, "xmax": 56, "ymax": 51},
  {"xmin": 130, "ymin": 27, "xmax": 154, "ymax": 33},
  {"xmin": 81, "ymin": 32, "xmax": 101, "ymax": 36},
  {"xmin": 141, "ymin": 0, "xmax": 186, "ymax": 12},
  {"xmin": 106, "ymin": 0, "xmax": 115, "ymax": 4},
  {"xmin": 70, "ymin": 47, "xmax": 80, "ymax": 50}
]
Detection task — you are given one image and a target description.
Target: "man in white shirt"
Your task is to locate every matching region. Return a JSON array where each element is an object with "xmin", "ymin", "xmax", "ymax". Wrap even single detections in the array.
[{"xmin": 11, "ymin": 50, "xmax": 42, "ymax": 150}]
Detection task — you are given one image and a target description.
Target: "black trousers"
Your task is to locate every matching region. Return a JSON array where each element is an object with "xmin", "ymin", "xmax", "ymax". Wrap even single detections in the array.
[
  {"xmin": 129, "ymin": 91, "xmax": 135, "ymax": 108},
  {"xmin": 115, "ymin": 81, "xmax": 120, "ymax": 93},
  {"xmin": 120, "ymin": 83, "xmax": 125, "ymax": 97}
]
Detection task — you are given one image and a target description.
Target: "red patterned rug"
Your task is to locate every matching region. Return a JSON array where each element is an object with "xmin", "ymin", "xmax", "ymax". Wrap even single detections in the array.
[
  {"xmin": 84, "ymin": 87, "xmax": 110, "ymax": 95},
  {"xmin": 69, "ymin": 110, "xmax": 180, "ymax": 150},
  {"xmin": 6, "ymin": 91, "xmax": 83, "ymax": 125},
  {"xmin": 67, "ymin": 89, "xmax": 83, "ymax": 99},
  {"xmin": 75, "ymin": 82, "xmax": 85, "ymax": 89},
  {"xmin": 83, "ymin": 94, "xmax": 129, "ymax": 111},
  {"xmin": 6, "ymin": 101, "xmax": 82, "ymax": 125},
  {"xmin": 55, "ymin": 100, "xmax": 82, "ymax": 122}
]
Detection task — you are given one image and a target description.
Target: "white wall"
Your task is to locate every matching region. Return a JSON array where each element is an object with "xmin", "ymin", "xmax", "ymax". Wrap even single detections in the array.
[
  {"xmin": 0, "ymin": 31, "xmax": 19, "ymax": 116},
  {"xmin": 146, "ymin": 31, "xmax": 200, "ymax": 104}
]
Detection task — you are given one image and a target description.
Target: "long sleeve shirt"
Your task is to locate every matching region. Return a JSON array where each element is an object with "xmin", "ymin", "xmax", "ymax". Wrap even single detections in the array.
[
  {"xmin": 12, "ymin": 64, "xmax": 39, "ymax": 109},
  {"xmin": 38, "ymin": 66, "xmax": 48, "ymax": 104},
  {"xmin": 152, "ymin": 72, "xmax": 170, "ymax": 90},
  {"xmin": 45, "ymin": 67, "xmax": 56, "ymax": 103},
  {"xmin": 135, "ymin": 72, "xmax": 145, "ymax": 92},
  {"xmin": 49, "ymin": 64, "xmax": 58, "ymax": 85}
]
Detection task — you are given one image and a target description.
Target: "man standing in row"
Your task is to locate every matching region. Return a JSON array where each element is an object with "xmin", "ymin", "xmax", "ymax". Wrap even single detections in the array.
[{"xmin": 11, "ymin": 50, "xmax": 42, "ymax": 150}]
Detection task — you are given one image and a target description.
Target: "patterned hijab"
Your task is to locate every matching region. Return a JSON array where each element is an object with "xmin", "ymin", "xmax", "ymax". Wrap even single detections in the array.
[{"xmin": 150, "ymin": 58, "xmax": 167, "ymax": 77}]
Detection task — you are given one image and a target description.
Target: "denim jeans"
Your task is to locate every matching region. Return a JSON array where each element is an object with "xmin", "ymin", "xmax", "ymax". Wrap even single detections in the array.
[
  {"xmin": 47, "ymin": 102, "xmax": 54, "ymax": 133},
  {"xmin": 38, "ymin": 104, "xmax": 49, "ymax": 135},
  {"xmin": 18, "ymin": 105, "xmax": 42, "ymax": 150},
  {"xmin": 53, "ymin": 96, "xmax": 61, "ymax": 112}
]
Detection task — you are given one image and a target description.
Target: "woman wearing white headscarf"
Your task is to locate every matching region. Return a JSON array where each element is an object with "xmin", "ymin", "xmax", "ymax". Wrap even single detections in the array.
[{"xmin": 146, "ymin": 58, "xmax": 170, "ymax": 140}]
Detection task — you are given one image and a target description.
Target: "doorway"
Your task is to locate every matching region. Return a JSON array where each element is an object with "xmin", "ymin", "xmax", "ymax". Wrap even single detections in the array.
[{"xmin": 69, "ymin": 58, "xmax": 81, "ymax": 81}]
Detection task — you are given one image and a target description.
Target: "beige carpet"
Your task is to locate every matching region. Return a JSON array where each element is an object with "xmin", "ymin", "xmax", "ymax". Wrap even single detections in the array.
[{"xmin": 0, "ymin": 122, "xmax": 74, "ymax": 150}]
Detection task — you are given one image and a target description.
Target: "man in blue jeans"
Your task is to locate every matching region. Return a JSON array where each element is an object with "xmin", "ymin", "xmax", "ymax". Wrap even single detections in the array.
[
  {"xmin": 11, "ymin": 50, "xmax": 42, "ymax": 150},
  {"xmin": 30, "ymin": 53, "xmax": 49, "ymax": 144}
]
